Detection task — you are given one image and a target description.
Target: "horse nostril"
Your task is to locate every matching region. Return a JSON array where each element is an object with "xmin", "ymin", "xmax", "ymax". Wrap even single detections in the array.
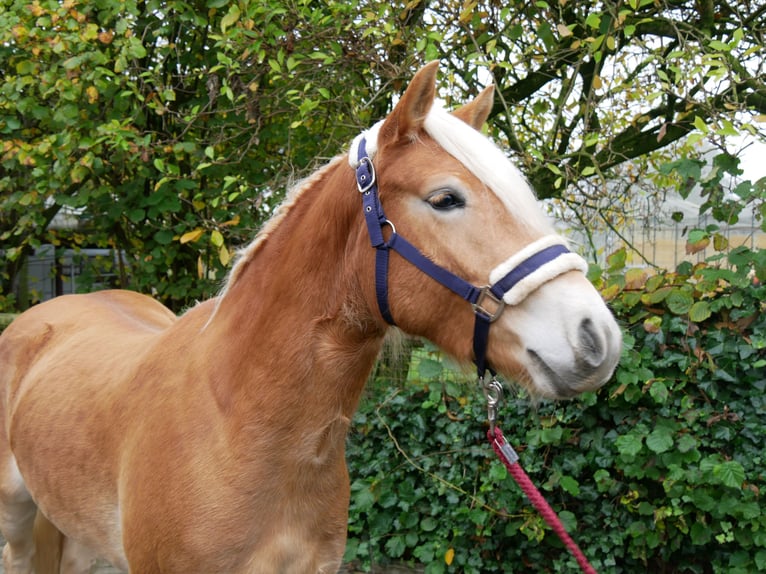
[{"xmin": 579, "ymin": 318, "xmax": 605, "ymax": 368}]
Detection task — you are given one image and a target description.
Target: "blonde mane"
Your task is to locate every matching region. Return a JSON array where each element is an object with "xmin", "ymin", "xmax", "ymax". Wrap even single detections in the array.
[{"xmin": 212, "ymin": 155, "xmax": 345, "ymax": 312}]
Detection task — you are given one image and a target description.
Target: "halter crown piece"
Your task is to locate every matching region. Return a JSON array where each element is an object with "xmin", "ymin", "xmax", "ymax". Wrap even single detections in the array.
[{"xmin": 349, "ymin": 125, "xmax": 588, "ymax": 424}]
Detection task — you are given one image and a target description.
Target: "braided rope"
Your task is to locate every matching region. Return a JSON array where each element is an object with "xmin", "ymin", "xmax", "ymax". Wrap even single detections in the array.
[{"xmin": 488, "ymin": 426, "xmax": 597, "ymax": 574}]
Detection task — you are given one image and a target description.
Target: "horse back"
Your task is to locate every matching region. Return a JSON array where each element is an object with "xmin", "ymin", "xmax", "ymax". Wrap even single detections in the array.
[{"xmin": 0, "ymin": 289, "xmax": 176, "ymax": 410}]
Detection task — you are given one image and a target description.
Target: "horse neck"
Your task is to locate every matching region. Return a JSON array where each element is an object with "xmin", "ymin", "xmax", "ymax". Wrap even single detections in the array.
[{"xmin": 204, "ymin": 157, "xmax": 385, "ymax": 424}]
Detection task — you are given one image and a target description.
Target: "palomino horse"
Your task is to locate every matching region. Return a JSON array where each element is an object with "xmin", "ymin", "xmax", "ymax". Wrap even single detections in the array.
[{"xmin": 0, "ymin": 62, "xmax": 621, "ymax": 573}]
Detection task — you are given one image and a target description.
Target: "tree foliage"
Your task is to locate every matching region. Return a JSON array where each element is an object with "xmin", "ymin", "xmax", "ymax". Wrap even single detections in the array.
[
  {"xmin": 1, "ymin": 0, "xmax": 765, "ymax": 310},
  {"xmin": 0, "ymin": 0, "xmax": 395, "ymax": 309}
]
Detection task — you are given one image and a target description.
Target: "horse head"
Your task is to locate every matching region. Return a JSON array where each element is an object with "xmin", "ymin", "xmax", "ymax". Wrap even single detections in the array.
[{"xmin": 349, "ymin": 62, "xmax": 622, "ymax": 399}]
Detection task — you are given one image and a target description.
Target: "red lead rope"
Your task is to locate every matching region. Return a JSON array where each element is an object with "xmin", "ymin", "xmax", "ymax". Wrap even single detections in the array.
[{"xmin": 488, "ymin": 426, "xmax": 597, "ymax": 574}]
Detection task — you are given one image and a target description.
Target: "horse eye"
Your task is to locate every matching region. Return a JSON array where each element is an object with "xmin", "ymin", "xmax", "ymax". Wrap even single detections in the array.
[{"xmin": 427, "ymin": 190, "xmax": 465, "ymax": 210}]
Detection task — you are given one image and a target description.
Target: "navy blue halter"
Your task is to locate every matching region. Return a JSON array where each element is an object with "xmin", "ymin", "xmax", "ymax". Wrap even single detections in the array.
[{"xmin": 353, "ymin": 136, "xmax": 573, "ymax": 380}]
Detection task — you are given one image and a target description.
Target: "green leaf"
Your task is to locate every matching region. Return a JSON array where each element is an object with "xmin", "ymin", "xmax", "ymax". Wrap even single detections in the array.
[
  {"xmin": 210, "ymin": 229, "xmax": 224, "ymax": 247},
  {"xmin": 560, "ymin": 475, "xmax": 581, "ymax": 496},
  {"xmin": 489, "ymin": 461, "xmax": 508, "ymax": 481},
  {"xmin": 585, "ymin": 13, "xmax": 601, "ymax": 29},
  {"xmin": 648, "ymin": 380, "xmax": 669, "ymax": 404},
  {"xmin": 128, "ymin": 208, "xmax": 145, "ymax": 223},
  {"xmin": 690, "ymin": 522, "xmax": 711, "ymax": 545},
  {"xmin": 693, "ymin": 115, "xmax": 709, "ymax": 133},
  {"xmin": 558, "ymin": 510, "xmax": 577, "ymax": 534},
  {"xmin": 715, "ymin": 461, "xmax": 745, "ymax": 489},
  {"xmin": 666, "ymin": 289, "xmax": 693, "ymax": 315},
  {"xmin": 607, "ymin": 248, "xmax": 627, "ymax": 272},
  {"xmin": 677, "ymin": 434, "xmax": 697, "ymax": 453},
  {"xmin": 385, "ymin": 535, "xmax": 406, "ymax": 558},
  {"xmin": 646, "ymin": 427, "xmax": 674, "ymax": 453},
  {"xmin": 350, "ymin": 480, "xmax": 375, "ymax": 511},
  {"xmin": 153, "ymin": 229, "xmax": 174, "ymax": 245},
  {"xmin": 615, "ymin": 433, "xmax": 643, "ymax": 457},
  {"xmin": 689, "ymin": 301, "xmax": 712, "ymax": 322},
  {"xmin": 417, "ymin": 358, "xmax": 443, "ymax": 380},
  {"xmin": 708, "ymin": 39, "xmax": 731, "ymax": 52},
  {"xmin": 126, "ymin": 37, "xmax": 147, "ymax": 59},
  {"xmin": 220, "ymin": 4, "xmax": 241, "ymax": 32}
]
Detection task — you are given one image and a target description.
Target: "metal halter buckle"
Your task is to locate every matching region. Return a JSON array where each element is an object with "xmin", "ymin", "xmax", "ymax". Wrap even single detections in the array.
[
  {"xmin": 356, "ymin": 157, "xmax": 376, "ymax": 193},
  {"xmin": 472, "ymin": 286, "xmax": 505, "ymax": 323}
]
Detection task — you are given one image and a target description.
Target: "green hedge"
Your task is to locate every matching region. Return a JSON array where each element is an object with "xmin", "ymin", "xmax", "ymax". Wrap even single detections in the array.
[
  {"xmin": 345, "ymin": 246, "xmax": 766, "ymax": 573},
  {"xmin": 0, "ymin": 313, "xmax": 16, "ymax": 333}
]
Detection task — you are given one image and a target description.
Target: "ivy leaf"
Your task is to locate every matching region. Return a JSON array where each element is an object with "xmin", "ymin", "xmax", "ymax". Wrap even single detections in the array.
[
  {"xmin": 560, "ymin": 475, "xmax": 581, "ymax": 496},
  {"xmin": 489, "ymin": 461, "xmax": 508, "ymax": 481}
]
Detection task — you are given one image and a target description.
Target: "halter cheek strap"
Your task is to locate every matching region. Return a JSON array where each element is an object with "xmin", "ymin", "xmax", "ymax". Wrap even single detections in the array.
[{"xmin": 350, "ymin": 134, "xmax": 588, "ymax": 381}]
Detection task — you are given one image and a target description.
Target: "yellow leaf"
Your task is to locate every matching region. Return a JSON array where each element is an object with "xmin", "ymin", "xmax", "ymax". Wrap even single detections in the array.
[
  {"xmin": 685, "ymin": 237, "xmax": 710, "ymax": 255},
  {"xmin": 197, "ymin": 256, "xmax": 204, "ymax": 279},
  {"xmin": 557, "ymin": 23, "xmax": 573, "ymax": 37},
  {"xmin": 445, "ymin": 548, "xmax": 455, "ymax": 566},
  {"xmin": 220, "ymin": 4, "xmax": 240, "ymax": 33},
  {"xmin": 592, "ymin": 75, "xmax": 603, "ymax": 90},
  {"xmin": 221, "ymin": 214, "xmax": 240, "ymax": 227},
  {"xmin": 86, "ymin": 85, "xmax": 98, "ymax": 104},
  {"xmin": 624, "ymin": 268, "xmax": 647, "ymax": 290},
  {"xmin": 180, "ymin": 229, "xmax": 204, "ymax": 244},
  {"xmin": 755, "ymin": 115, "xmax": 766, "ymax": 123},
  {"xmin": 219, "ymin": 244, "xmax": 231, "ymax": 266},
  {"xmin": 459, "ymin": 0, "xmax": 478, "ymax": 24},
  {"xmin": 601, "ymin": 282, "xmax": 621, "ymax": 301}
]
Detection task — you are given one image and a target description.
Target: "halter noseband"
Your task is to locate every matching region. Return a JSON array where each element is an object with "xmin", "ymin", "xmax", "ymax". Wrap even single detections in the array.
[{"xmin": 350, "ymin": 132, "xmax": 588, "ymax": 388}]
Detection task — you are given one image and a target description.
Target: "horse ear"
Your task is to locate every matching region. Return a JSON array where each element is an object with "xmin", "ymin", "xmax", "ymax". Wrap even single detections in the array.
[
  {"xmin": 380, "ymin": 61, "xmax": 439, "ymax": 143},
  {"xmin": 452, "ymin": 85, "xmax": 495, "ymax": 130}
]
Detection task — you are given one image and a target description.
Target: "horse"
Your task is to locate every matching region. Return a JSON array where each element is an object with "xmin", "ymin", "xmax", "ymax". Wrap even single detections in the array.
[{"xmin": 0, "ymin": 62, "xmax": 621, "ymax": 573}]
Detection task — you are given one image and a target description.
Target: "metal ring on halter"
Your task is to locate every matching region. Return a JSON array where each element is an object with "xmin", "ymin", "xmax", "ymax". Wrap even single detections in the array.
[{"xmin": 382, "ymin": 219, "xmax": 396, "ymax": 236}]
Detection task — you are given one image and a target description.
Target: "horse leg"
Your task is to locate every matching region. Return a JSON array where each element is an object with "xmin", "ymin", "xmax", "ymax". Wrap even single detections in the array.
[
  {"xmin": 0, "ymin": 455, "xmax": 40, "ymax": 574},
  {"xmin": 59, "ymin": 537, "xmax": 100, "ymax": 574}
]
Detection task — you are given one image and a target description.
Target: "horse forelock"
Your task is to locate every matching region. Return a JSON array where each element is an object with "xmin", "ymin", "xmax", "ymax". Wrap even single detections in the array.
[{"xmin": 423, "ymin": 106, "xmax": 552, "ymax": 233}]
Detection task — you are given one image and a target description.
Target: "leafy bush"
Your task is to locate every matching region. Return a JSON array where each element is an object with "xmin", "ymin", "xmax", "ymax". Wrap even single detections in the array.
[
  {"xmin": 345, "ymin": 246, "xmax": 766, "ymax": 573},
  {"xmin": 0, "ymin": 313, "xmax": 16, "ymax": 333}
]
